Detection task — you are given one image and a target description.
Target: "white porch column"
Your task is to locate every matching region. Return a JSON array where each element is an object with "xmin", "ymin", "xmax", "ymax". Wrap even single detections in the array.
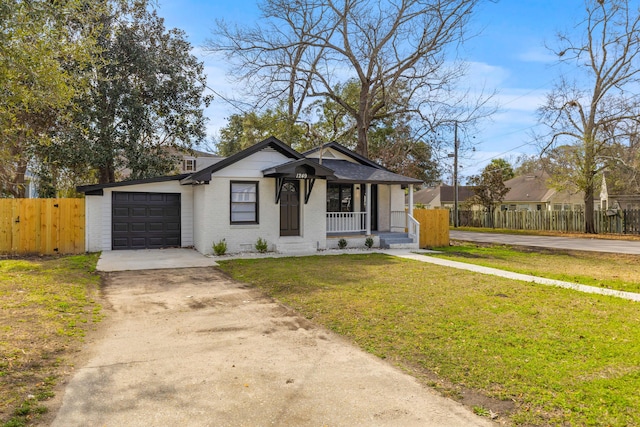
[
  {"xmin": 365, "ymin": 183, "xmax": 371, "ymax": 235},
  {"xmin": 408, "ymin": 184, "xmax": 414, "ymax": 217}
]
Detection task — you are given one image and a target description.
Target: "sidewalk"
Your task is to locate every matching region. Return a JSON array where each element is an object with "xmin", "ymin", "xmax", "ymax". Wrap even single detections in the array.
[{"xmin": 382, "ymin": 249, "xmax": 640, "ymax": 303}]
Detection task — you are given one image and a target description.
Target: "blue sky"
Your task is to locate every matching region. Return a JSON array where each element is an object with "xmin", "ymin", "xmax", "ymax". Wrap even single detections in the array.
[{"xmin": 157, "ymin": 0, "xmax": 584, "ymax": 180}]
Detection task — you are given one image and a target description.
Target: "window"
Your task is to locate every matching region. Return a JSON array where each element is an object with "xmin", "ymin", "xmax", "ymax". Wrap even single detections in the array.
[
  {"xmin": 183, "ymin": 159, "xmax": 196, "ymax": 172},
  {"xmin": 230, "ymin": 181, "xmax": 258, "ymax": 224},
  {"xmin": 327, "ymin": 183, "xmax": 353, "ymax": 212}
]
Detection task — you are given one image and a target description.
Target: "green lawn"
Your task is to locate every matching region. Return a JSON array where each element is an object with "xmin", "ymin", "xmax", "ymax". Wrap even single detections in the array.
[
  {"xmin": 0, "ymin": 254, "xmax": 102, "ymax": 427},
  {"xmin": 218, "ymin": 254, "xmax": 640, "ymax": 426},
  {"xmin": 431, "ymin": 243, "xmax": 640, "ymax": 294}
]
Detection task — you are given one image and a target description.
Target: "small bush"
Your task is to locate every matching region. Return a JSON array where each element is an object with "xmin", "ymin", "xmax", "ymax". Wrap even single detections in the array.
[
  {"xmin": 213, "ymin": 239, "xmax": 227, "ymax": 256},
  {"xmin": 255, "ymin": 237, "xmax": 268, "ymax": 253},
  {"xmin": 337, "ymin": 238, "xmax": 348, "ymax": 249},
  {"xmin": 364, "ymin": 237, "xmax": 374, "ymax": 249}
]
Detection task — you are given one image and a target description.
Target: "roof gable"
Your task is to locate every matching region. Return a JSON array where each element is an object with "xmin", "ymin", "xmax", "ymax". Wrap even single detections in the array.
[
  {"xmin": 303, "ymin": 142, "xmax": 386, "ymax": 170},
  {"xmin": 183, "ymin": 136, "xmax": 303, "ymax": 184}
]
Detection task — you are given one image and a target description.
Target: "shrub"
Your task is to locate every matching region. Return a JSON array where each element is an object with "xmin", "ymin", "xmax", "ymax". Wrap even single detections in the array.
[
  {"xmin": 213, "ymin": 239, "xmax": 227, "ymax": 256},
  {"xmin": 255, "ymin": 237, "xmax": 268, "ymax": 253},
  {"xmin": 364, "ymin": 236, "xmax": 374, "ymax": 249},
  {"xmin": 337, "ymin": 238, "xmax": 348, "ymax": 249}
]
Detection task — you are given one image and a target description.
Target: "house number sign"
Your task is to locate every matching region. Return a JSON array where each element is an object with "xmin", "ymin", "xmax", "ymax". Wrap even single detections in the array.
[{"xmin": 296, "ymin": 173, "xmax": 308, "ymax": 179}]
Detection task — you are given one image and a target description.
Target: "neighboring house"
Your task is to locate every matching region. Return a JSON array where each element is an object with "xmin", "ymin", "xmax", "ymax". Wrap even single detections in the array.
[
  {"xmin": 600, "ymin": 173, "xmax": 640, "ymax": 210},
  {"xmin": 178, "ymin": 148, "xmax": 224, "ymax": 173},
  {"xmin": 77, "ymin": 137, "xmax": 422, "ymax": 254},
  {"xmin": 410, "ymin": 184, "xmax": 477, "ymax": 209},
  {"xmin": 500, "ymin": 172, "xmax": 586, "ymax": 212}
]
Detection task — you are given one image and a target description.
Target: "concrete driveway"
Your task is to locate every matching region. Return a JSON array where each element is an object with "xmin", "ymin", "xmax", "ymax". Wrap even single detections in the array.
[
  {"xmin": 96, "ymin": 248, "xmax": 220, "ymax": 271},
  {"xmin": 51, "ymin": 267, "xmax": 494, "ymax": 426},
  {"xmin": 450, "ymin": 230, "xmax": 640, "ymax": 255}
]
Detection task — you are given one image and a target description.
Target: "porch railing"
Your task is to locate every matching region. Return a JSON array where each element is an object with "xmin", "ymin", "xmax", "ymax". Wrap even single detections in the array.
[
  {"xmin": 407, "ymin": 213, "xmax": 420, "ymax": 245},
  {"xmin": 391, "ymin": 210, "xmax": 407, "ymax": 231},
  {"xmin": 326, "ymin": 212, "xmax": 367, "ymax": 233}
]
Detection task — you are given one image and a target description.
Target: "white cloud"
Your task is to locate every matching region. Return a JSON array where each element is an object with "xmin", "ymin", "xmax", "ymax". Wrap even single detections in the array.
[{"xmin": 517, "ymin": 47, "xmax": 556, "ymax": 64}]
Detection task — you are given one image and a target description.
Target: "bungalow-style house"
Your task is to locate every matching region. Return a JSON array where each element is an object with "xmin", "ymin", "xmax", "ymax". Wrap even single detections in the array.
[
  {"xmin": 77, "ymin": 137, "xmax": 422, "ymax": 254},
  {"xmin": 410, "ymin": 184, "xmax": 477, "ymax": 209},
  {"xmin": 500, "ymin": 172, "xmax": 586, "ymax": 212}
]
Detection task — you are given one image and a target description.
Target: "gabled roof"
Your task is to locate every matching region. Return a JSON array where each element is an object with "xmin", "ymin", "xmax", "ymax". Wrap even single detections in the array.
[
  {"xmin": 77, "ymin": 174, "xmax": 189, "ymax": 195},
  {"xmin": 303, "ymin": 142, "xmax": 386, "ymax": 170},
  {"xmin": 262, "ymin": 158, "xmax": 335, "ymax": 179},
  {"xmin": 412, "ymin": 185, "xmax": 441, "ymax": 205},
  {"xmin": 410, "ymin": 184, "xmax": 477, "ymax": 205},
  {"xmin": 182, "ymin": 136, "xmax": 302, "ymax": 184},
  {"xmin": 503, "ymin": 172, "xmax": 555, "ymax": 203},
  {"xmin": 318, "ymin": 159, "xmax": 422, "ymax": 185}
]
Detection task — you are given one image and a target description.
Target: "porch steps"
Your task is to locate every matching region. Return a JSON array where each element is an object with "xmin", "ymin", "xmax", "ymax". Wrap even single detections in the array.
[{"xmin": 378, "ymin": 232, "xmax": 419, "ymax": 249}]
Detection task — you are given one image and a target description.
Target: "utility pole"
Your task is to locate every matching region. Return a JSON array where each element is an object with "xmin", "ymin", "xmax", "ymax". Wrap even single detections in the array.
[{"xmin": 453, "ymin": 122, "xmax": 459, "ymax": 228}]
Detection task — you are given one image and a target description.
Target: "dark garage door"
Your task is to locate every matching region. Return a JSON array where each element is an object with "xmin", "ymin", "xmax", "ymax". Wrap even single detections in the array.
[{"xmin": 112, "ymin": 192, "xmax": 181, "ymax": 250}]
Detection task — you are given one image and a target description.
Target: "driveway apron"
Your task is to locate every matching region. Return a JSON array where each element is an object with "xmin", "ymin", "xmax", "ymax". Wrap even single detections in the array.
[{"xmin": 51, "ymin": 267, "xmax": 494, "ymax": 427}]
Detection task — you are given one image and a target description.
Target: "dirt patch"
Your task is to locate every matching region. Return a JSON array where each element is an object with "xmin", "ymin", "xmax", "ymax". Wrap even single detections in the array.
[{"xmin": 47, "ymin": 266, "xmax": 495, "ymax": 427}]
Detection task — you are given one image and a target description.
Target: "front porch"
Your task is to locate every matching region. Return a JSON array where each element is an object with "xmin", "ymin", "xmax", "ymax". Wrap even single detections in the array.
[{"xmin": 326, "ymin": 210, "xmax": 419, "ymax": 249}]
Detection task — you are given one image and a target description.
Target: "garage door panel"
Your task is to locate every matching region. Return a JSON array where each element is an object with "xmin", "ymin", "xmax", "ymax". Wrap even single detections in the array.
[
  {"xmin": 165, "ymin": 222, "xmax": 180, "ymax": 231},
  {"xmin": 113, "ymin": 223, "xmax": 128, "ymax": 232},
  {"xmin": 131, "ymin": 222, "xmax": 146, "ymax": 232},
  {"xmin": 130, "ymin": 207, "xmax": 148, "ymax": 217},
  {"xmin": 148, "ymin": 207, "xmax": 164, "ymax": 217},
  {"xmin": 112, "ymin": 192, "xmax": 181, "ymax": 250},
  {"xmin": 148, "ymin": 222, "xmax": 164, "ymax": 232},
  {"xmin": 113, "ymin": 207, "xmax": 130, "ymax": 217}
]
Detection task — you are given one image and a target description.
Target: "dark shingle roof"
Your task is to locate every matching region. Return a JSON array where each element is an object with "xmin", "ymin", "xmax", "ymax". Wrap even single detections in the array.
[{"xmin": 318, "ymin": 159, "xmax": 422, "ymax": 185}]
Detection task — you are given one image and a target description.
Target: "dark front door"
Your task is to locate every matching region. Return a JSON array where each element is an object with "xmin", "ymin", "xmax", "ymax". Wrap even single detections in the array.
[
  {"xmin": 280, "ymin": 180, "xmax": 300, "ymax": 236},
  {"xmin": 112, "ymin": 192, "xmax": 181, "ymax": 250}
]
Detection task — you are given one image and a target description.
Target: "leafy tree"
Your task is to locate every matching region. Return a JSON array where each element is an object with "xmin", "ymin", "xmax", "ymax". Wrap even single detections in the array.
[
  {"xmin": 207, "ymin": 0, "xmax": 490, "ymax": 158},
  {"xmin": 367, "ymin": 116, "xmax": 439, "ymax": 183},
  {"xmin": 0, "ymin": 0, "xmax": 99, "ymax": 197},
  {"xmin": 485, "ymin": 158, "xmax": 515, "ymax": 181},
  {"xmin": 216, "ymin": 108, "xmax": 310, "ymax": 156},
  {"xmin": 468, "ymin": 162, "xmax": 510, "ymax": 226},
  {"xmin": 55, "ymin": 0, "xmax": 211, "ymax": 185},
  {"xmin": 538, "ymin": 0, "xmax": 640, "ymax": 233}
]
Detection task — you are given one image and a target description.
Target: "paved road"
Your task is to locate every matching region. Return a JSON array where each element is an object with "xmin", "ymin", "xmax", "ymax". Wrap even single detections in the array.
[
  {"xmin": 450, "ymin": 230, "xmax": 640, "ymax": 255},
  {"xmin": 51, "ymin": 267, "xmax": 494, "ymax": 427}
]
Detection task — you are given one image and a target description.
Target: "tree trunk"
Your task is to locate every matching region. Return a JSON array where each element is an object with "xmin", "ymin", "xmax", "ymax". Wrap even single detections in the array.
[
  {"xmin": 99, "ymin": 159, "xmax": 115, "ymax": 184},
  {"xmin": 356, "ymin": 121, "xmax": 368, "ymax": 158},
  {"xmin": 584, "ymin": 185, "xmax": 596, "ymax": 234}
]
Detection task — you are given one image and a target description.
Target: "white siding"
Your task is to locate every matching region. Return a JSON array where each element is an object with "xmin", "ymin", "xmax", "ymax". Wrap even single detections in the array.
[
  {"xmin": 84, "ymin": 181, "xmax": 194, "ymax": 252},
  {"xmin": 378, "ymin": 185, "xmax": 391, "ymax": 231},
  {"xmin": 198, "ymin": 176, "xmax": 326, "ymax": 254}
]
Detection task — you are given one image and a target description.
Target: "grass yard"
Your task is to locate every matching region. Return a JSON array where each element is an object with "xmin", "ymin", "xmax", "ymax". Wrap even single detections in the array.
[
  {"xmin": 432, "ymin": 243, "xmax": 640, "ymax": 294},
  {"xmin": 454, "ymin": 226, "xmax": 640, "ymax": 241},
  {"xmin": 218, "ymin": 254, "xmax": 640, "ymax": 426},
  {"xmin": 0, "ymin": 254, "xmax": 102, "ymax": 427}
]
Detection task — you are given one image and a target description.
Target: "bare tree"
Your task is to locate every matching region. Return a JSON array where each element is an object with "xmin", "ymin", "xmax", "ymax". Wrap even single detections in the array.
[
  {"xmin": 538, "ymin": 0, "xmax": 640, "ymax": 233},
  {"xmin": 206, "ymin": 0, "xmax": 490, "ymax": 158}
]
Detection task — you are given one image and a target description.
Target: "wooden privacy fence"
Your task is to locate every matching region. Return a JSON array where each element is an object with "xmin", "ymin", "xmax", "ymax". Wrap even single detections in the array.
[
  {"xmin": 413, "ymin": 209, "xmax": 449, "ymax": 248},
  {"xmin": 453, "ymin": 209, "xmax": 640, "ymax": 235},
  {"xmin": 0, "ymin": 198, "xmax": 85, "ymax": 255}
]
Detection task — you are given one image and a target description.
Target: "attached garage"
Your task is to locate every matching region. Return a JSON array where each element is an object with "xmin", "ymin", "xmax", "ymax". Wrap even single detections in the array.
[{"xmin": 111, "ymin": 192, "xmax": 181, "ymax": 250}]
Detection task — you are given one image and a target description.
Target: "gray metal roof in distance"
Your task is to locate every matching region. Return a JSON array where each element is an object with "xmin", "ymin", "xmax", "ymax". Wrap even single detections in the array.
[{"xmin": 318, "ymin": 159, "xmax": 422, "ymax": 185}]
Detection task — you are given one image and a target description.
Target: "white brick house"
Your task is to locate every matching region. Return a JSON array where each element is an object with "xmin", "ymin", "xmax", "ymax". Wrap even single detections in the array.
[{"xmin": 77, "ymin": 137, "xmax": 422, "ymax": 254}]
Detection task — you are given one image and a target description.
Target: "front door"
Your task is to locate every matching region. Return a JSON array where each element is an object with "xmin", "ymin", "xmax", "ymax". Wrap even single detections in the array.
[{"xmin": 280, "ymin": 180, "xmax": 300, "ymax": 236}]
